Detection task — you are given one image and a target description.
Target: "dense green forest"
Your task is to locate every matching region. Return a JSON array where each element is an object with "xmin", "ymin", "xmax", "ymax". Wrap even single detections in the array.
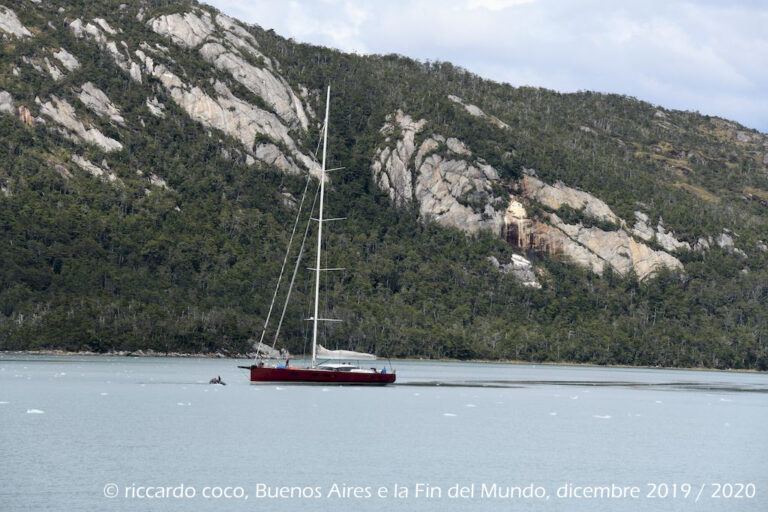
[{"xmin": 1, "ymin": 0, "xmax": 766, "ymax": 369}]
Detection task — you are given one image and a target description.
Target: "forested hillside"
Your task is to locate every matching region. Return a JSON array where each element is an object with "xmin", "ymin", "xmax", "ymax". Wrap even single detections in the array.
[{"xmin": 1, "ymin": 0, "xmax": 766, "ymax": 369}]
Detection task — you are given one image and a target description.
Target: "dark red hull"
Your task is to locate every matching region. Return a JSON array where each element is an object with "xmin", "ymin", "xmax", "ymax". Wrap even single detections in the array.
[{"xmin": 239, "ymin": 365, "xmax": 396, "ymax": 385}]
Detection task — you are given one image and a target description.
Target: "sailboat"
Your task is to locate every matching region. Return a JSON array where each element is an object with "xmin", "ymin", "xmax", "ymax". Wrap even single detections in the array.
[{"xmin": 239, "ymin": 86, "xmax": 396, "ymax": 385}]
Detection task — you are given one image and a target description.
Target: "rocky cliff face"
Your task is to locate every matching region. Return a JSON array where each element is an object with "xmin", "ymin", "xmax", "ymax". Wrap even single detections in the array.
[
  {"xmin": 372, "ymin": 110, "xmax": 506, "ymax": 235},
  {"xmin": 372, "ymin": 109, "xmax": 693, "ymax": 281},
  {"xmin": 68, "ymin": 6, "xmax": 320, "ymax": 176}
]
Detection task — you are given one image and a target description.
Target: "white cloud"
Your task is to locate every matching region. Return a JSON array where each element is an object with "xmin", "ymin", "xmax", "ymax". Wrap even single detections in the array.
[
  {"xmin": 205, "ymin": 0, "xmax": 768, "ymax": 131},
  {"xmin": 465, "ymin": 0, "xmax": 539, "ymax": 10}
]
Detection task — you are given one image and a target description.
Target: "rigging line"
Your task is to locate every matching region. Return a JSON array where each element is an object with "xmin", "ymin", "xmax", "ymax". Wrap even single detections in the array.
[
  {"xmin": 258, "ymin": 119, "xmax": 326, "ymax": 350},
  {"xmin": 256, "ymin": 172, "xmax": 311, "ymax": 348},
  {"xmin": 272, "ymin": 179, "xmax": 321, "ymax": 350}
]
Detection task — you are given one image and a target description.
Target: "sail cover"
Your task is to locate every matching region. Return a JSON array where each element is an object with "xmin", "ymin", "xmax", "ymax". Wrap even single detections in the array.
[{"xmin": 316, "ymin": 344, "xmax": 376, "ymax": 360}]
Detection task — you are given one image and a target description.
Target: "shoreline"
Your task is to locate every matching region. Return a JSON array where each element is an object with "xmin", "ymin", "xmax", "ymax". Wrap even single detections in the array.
[{"xmin": 1, "ymin": 349, "xmax": 763, "ymax": 374}]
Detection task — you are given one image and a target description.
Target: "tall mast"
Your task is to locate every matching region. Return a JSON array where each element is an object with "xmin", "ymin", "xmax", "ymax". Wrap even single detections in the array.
[{"xmin": 311, "ymin": 85, "xmax": 331, "ymax": 368}]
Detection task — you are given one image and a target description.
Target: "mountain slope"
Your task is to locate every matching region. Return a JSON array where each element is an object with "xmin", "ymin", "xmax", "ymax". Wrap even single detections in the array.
[{"xmin": 1, "ymin": 0, "xmax": 766, "ymax": 369}]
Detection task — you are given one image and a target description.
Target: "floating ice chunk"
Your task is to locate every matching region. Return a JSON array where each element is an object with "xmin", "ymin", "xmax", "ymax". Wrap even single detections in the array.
[
  {"xmin": 593, "ymin": 415, "xmax": 612, "ymax": 420},
  {"xmin": 413, "ymin": 393, "xmax": 421, "ymax": 396},
  {"xmin": 26, "ymin": 409, "xmax": 44, "ymax": 414},
  {"xmin": 322, "ymin": 388, "xmax": 329, "ymax": 392},
  {"xmin": 570, "ymin": 396, "xmax": 579, "ymax": 400},
  {"xmin": 443, "ymin": 413, "xmax": 457, "ymax": 417},
  {"xmin": 100, "ymin": 392, "xmax": 108, "ymax": 396},
  {"xmin": 655, "ymin": 400, "xmax": 662, "ymax": 404},
  {"xmin": 275, "ymin": 387, "xmax": 284, "ymax": 391},
  {"xmin": 549, "ymin": 412, "xmax": 557, "ymax": 416},
  {"xmin": 0, "ymin": 401, "xmax": 9, "ymax": 405},
  {"xmin": 719, "ymin": 398, "xmax": 733, "ymax": 402},
  {"xmin": 465, "ymin": 404, "xmax": 476, "ymax": 408}
]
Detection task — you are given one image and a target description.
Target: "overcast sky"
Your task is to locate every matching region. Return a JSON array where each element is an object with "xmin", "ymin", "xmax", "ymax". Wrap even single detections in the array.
[{"xmin": 206, "ymin": 0, "xmax": 768, "ymax": 132}]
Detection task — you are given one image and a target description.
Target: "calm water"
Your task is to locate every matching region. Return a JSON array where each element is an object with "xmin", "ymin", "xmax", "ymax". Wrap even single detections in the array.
[{"xmin": 1, "ymin": 355, "xmax": 766, "ymax": 511}]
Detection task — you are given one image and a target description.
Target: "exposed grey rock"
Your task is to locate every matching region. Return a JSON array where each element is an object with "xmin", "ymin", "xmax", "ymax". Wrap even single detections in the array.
[
  {"xmin": 22, "ymin": 56, "xmax": 45, "ymax": 74},
  {"xmin": 487, "ymin": 254, "xmax": 542, "ymax": 288},
  {"xmin": 633, "ymin": 213, "xmax": 690, "ymax": 252},
  {"xmin": 522, "ymin": 175, "xmax": 620, "ymax": 224},
  {"xmin": 129, "ymin": 61, "xmax": 142, "ymax": 83},
  {"xmin": 447, "ymin": 94, "xmax": 509, "ymax": 129},
  {"xmin": 373, "ymin": 111, "xmax": 505, "ymax": 234},
  {"xmin": 763, "ymin": 152, "xmax": 768, "ymax": 165},
  {"xmin": 0, "ymin": 91, "xmax": 13, "ymax": 115},
  {"xmin": 44, "ymin": 58, "xmax": 64, "ymax": 80},
  {"xmin": 372, "ymin": 110, "xmax": 426, "ymax": 206},
  {"xmin": 716, "ymin": 232, "xmax": 734, "ymax": 249},
  {"xmin": 70, "ymin": 19, "xmax": 140, "ymax": 82},
  {"xmin": 198, "ymin": 42, "xmax": 308, "ymax": 129},
  {"xmin": 70, "ymin": 19, "xmax": 103, "ymax": 42},
  {"xmin": 145, "ymin": 97, "xmax": 165, "ymax": 118},
  {"xmin": 414, "ymin": 135, "xmax": 442, "ymax": 169},
  {"xmin": 93, "ymin": 18, "xmax": 116, "ymax": 35},
  {"xmin": 446, "ymin": 137, "xmax": 471, "ymax": 156},
  {"xmin": 509, "ymin": 254, "xmax": 542, "ymax": 289},
  {"xmin": 415, "ymin": 153, "xmax": 504, "ymax": 234},
  {"xmin": 654, "ymin": 220, "xmax": 690, "ymax": 252},
  {"xmin": 39, "ymin": 95, "xmax": 123, "ymax": 152},
  {"xmin": 254, "ymin": 143, "xmax": 302, "ymax": 174},
  {"xmin": 53, "ymin": 48, "xmax": 80, "ymax": 71},
  {"xmin": 72, "ymin": 155, "xmax": 120, "ymax": 183},
  {"xmin": 78, "ymin": 82, "xmax": 125, "ymax": 125},
  {"xmin": 0, "ymin": 6, "xmax": 33, "ymax": 38},
  {"xmin": 214, "ymin": 13, "xmax": 263, "ymax": 58},
  {"xmin": 138, "ymin": 54, "xmax": 317, "ymax": 176},
  {"xmin": 631, "ymin": 211, "xmax": 654, "ymax": 241},
  {"xmin": 694, "ymin": 237, "xmax": 712, "ymax": 251},
  {"xmin": 549, "ymin": 213, "xmax": 683, "ymax": 279},
  {"xmin": 149, "ymin": 11, "xmax": 215, "ymax": 48},
  {"xmin": 757, "ymin": 242, "xmax": 768, "ymax": 253},
  {"xmin": 149, "ymin": 174, "xmax": 169, "ymax": 189}
]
